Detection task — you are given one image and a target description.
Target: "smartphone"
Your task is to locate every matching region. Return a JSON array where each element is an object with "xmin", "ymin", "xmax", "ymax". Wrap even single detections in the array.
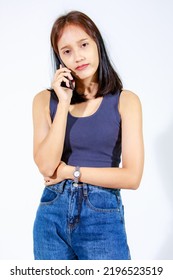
[{"xmin": 54, "ymin": 52, "xmax": 74, "ymax": 90}]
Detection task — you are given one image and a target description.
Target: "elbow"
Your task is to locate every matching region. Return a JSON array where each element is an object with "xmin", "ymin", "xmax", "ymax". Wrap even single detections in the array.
[
  {"xmin": 34, "ymin": 155, "xmax": 57, "ymax": 177},
  {"xmin": 130, "ymin": 183, "xmax": 140, "ymax": 190},
  {"xmin": 123, "ymin": 165, "xmax": 143, "ymax": 190},
  {"xmin": 129, "ymin": 176, "xmax": 142, "ymax": 190},
  {"xmin": 38, "ymin": 166, "xmax": 56, "ymax": 177}
]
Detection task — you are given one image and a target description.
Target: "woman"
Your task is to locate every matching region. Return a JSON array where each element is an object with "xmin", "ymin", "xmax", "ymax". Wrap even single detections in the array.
[{"xmin": 32, "ymin": 10, "xmax": 144, "ymax": 260}]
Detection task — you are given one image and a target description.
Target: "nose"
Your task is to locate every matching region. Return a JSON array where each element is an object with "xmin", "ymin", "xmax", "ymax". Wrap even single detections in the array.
[{"xmin": 73, "ymin": 49, "xmax": 85, "ymax": 63}]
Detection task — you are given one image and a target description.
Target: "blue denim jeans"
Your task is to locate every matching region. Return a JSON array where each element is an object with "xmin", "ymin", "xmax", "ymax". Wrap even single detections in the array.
[{"xmin": 33, "ymin": 180, "xmax": 131, "ymax": 260}]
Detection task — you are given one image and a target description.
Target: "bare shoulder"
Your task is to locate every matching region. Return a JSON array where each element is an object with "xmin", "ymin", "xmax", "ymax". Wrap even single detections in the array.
[
  {"xmin": 120, "ymin": 89, "xmax": 141, "ymax": 105},
  {"xmin": 32, "ymin": 90, "xmax": 51, "ymax": 124},
  {"xmin": 33, "ymin": 89, "xmax": 50, "ymax": 107},
  {"xmin": 119, "ymin": 89, "xmax": 142, "ymax": 115}
]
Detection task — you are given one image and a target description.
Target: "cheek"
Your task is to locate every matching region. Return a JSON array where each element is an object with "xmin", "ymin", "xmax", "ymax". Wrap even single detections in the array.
[
  {"xmin": 92, "ymin": 51, "xmax": 99, "ymax": 69},
  {"xmin": 62, "ymin": 57, "xmax": 73, "ymax": 69},
  {"xmin": 95, "ymin": 53, "xmax": 99, "ymax": 68},
  {"xmin": 92, "ymin": 46, "xmax": 99, "ymax": 67}
]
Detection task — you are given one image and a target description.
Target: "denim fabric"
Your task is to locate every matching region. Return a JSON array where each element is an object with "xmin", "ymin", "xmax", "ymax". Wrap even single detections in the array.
[{"xmin": 33, "ymin": 180, "xmax": 131, "ymax": 260}]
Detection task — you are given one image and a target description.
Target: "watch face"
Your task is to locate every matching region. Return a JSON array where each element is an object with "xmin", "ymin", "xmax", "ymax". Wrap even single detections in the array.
[{"xmin": 74, "ymin": 170, "xmax": 80, "ymax": 178}]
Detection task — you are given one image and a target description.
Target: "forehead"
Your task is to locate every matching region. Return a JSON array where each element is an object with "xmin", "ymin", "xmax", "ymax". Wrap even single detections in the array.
[{"xmin": 58, "ymin": 24, "xmax": 91, "ymax": 48}]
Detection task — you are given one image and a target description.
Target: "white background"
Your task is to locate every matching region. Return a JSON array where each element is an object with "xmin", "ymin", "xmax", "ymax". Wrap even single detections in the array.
[{"xmin": 0, "ymin": 0, "xmax": 173, "ymax": 260}]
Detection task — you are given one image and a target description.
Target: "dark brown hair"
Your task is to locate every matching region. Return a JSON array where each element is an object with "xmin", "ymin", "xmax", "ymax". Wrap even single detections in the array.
[{"xmin": 50, "ymin": 11, "xmax": 123, "ymax": 99}]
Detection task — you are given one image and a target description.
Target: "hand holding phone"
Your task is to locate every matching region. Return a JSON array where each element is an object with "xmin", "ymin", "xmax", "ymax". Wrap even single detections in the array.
[
  {"xmin": 56, "ymin": 54, "xmax": 75, "ymax": 90},
  {"xmin": 51, "ymin": 53, "xmax": 75, "ymax": 104}
]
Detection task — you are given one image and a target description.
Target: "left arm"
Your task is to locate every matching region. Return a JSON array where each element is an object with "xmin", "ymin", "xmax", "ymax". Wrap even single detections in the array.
[{"xmin": 45, "ymin": 90, "xmax": 144, "ymax": 190}]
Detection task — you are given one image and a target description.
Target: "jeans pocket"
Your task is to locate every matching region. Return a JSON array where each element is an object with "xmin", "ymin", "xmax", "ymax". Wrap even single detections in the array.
[
  {"xmin": 86, "ymin": 186, "xmax": 120, "ymax": 213},
  {"xmin": 40, "ymin": 186, "xmax": 60, "ymax": 206}
]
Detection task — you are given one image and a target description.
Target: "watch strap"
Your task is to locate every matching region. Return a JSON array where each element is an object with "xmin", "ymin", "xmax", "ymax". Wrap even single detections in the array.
[{"xmin": 73, "ymin": 166, "xmax": 80, "ymax": 184}]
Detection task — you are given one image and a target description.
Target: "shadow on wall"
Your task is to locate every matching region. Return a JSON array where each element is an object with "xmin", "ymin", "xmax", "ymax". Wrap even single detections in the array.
[{"xmin": 154, "ymin": 120, "xmax": 173, "ymax": 259}]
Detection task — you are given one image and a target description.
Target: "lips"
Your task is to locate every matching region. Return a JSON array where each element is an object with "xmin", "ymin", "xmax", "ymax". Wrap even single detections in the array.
[{"xmin": 75, "ymin": 64, "xmax": 89, "ymax": 71}]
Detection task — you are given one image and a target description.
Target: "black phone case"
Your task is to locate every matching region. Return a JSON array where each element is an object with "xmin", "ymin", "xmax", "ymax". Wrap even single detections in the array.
[{"xmin": 54, "ymin": 52, "xmax": 74, "ymax": 90}]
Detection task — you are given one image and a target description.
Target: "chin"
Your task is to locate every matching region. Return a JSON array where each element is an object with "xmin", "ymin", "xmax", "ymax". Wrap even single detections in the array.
[{"xmin": 77, "ymin": 71, "xmax": 97, "ymax": 82}]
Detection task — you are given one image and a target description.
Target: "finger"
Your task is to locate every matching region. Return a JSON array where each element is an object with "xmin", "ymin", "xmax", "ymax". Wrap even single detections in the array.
[
  {"xmin": 44, "ymin": 177, "xmax": 50, "ymax": 182},
  {"xmin": 54, "ymin": 71, "xmax": 73, "ymax": 81},
  {"xmin": 70, "ymin": 80, "xmax": 75, "ymax": 90},
  {"xmin": 44, "ymin": 180, "xmax": 51, "ymax": 186},
  {"xmin": 52, "ymin": 73, "xmax": 73, "ymax": 88},
  {"xmin": 52, "ymin": 77, "xmax": 71, "ymax": 88},
  {"xmin": 55, "ymin": 67, "xmax": 71, "ymax": 76}
]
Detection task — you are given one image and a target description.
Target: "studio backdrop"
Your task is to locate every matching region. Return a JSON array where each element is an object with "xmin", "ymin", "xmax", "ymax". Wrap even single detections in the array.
[{"xmin": 0, "ymin": 0, "xmax": 173, "ymax": 259}]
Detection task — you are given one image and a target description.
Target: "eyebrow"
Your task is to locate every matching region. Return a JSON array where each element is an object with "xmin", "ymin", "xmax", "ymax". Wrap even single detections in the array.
[{"xmin": 60, "ymin": 38, "xmax": 89, "ymax": 51}]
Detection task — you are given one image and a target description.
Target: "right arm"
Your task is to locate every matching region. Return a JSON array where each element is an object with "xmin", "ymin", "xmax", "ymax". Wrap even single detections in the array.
[{"xmin": 32, "ymin": 66, "xmax": 74, "ymax": 177}]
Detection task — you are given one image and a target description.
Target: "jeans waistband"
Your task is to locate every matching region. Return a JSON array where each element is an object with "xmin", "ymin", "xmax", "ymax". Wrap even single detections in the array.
[{"xmin": 47, "ymin": 179, "xmax": 120, "ymax": 196}]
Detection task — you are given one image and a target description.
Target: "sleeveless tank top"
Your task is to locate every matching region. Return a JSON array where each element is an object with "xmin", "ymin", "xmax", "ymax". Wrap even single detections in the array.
[{"xmin": 49, "ymin": 91, "xmax": 121, "ymax": 168}]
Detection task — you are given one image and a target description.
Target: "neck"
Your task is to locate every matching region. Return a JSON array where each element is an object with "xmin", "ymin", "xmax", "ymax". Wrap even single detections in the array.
[
  {"xmin": 76, "ymin": 81, "xmax": 98, "ymax": 100},
  {"xmin": 75, "ymin": 71, "xmax": 99, "ymax": 99}
]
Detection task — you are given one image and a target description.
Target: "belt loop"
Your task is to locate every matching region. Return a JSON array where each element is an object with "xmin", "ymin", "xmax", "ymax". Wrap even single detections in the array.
[{"xmin": 82, "ymin": 184, "xmax": 88, "ymax": 197}]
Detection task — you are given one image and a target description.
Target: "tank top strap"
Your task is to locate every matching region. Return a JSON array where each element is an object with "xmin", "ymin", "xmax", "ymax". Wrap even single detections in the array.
[{"xmin": 103, "ymin": 91, "xmax": 121, "ymax": 124}]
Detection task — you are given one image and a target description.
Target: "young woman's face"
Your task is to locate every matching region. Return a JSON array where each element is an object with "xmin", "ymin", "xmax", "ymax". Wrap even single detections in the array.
[{"xmin": 57, "ymin": 24, "xmax": 99, "ymax": 83}]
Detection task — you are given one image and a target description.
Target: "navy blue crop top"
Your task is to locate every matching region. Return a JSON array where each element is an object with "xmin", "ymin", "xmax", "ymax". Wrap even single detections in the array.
[{"xmin": 49, "ymin": 91, "xmax": 121, "ymax": 168}]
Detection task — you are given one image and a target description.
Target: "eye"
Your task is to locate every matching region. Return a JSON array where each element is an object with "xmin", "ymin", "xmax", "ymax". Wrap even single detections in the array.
[
  {"xmin": 63, "ymin": 49, "xmax": 71, "ymax": 55},
  {"xmin": 81, "ymin": 42, "xmax": 89, "ymax": 48}
]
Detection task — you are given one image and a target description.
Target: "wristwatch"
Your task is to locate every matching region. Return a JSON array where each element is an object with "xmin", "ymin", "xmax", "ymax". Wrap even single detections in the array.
[{"xmin": 73, "ymin": 166, "xmax": 81, "ymax": 186}]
